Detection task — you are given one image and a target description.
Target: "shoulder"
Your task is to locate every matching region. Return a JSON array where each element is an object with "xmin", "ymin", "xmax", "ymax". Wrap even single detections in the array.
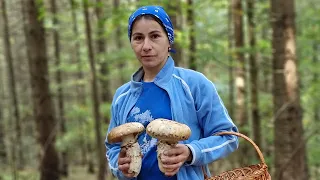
[
  {"xmin": 112, "ymin": 82, "xmax": 131, "ymax": 105},
  {"xmin": 173, "ymin": 67, "xmax": 213, "ymax": 87}
]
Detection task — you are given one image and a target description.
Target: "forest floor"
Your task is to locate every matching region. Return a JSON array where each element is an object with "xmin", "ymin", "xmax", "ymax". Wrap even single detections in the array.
[{"xmin": 0, "ymin": 165, "xmax": 116, "ymax": 180}]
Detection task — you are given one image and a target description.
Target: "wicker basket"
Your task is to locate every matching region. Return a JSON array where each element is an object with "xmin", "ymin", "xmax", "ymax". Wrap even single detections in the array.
[{"xmin": 204, "ymin": 131, "xmax": 271, "ymax": 180}]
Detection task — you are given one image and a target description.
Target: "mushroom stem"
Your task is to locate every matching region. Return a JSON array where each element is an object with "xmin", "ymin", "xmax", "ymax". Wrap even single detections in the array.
[
  {"xmin": 121, "ymin": 134, "xmax": 142, "ymax": 177},
  {"xmin": 157, "ymin": 140, "xmax": 177, "ymax": 173}
]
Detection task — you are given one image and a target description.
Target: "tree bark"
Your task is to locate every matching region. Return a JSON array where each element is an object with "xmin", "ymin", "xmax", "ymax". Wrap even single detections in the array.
[
  {"xmin": 1, "ymin": 0, "xmax": 24, "ymax": 170},
  {"xmin": 82, "ymin": 0, "xmax": 106, "ymax": 180},
  {"xmin": 246, "ymin": 0, "xmax": 261, "ymax": 149},
  {"xmin": 49, "ymin": 0, "xmax": 68, "ymax": 176},
  {"xmin": 96, "ymin": 0, "xmax": 112, "ymax": 124},
  {"xmin": 187, "ymin": 0, "xmax": 196, "ymax": 70},
  {"xmin": 167, "ymin": 0, "xmax": 183, "ymax": 66},
  {"xmin": 0, "ymin": 58, "xmax": 7, "ymax": 165},
  {"xmin": 233, "ymin": 0, "xmax": 246, "ymax": 127},
  {"xmin": 69, "ymin": 0, "xmax": 88, "ymax": 166},
  {"xmin": 113, "ymin": 0, "xmax": 126, "ymax": 84},
  {"xmin": 233, "ymin": 0, "xmax": 249, "ymax": 165},
  {"xmin": 25, "ymin": 0, "xmax": 60, "ymax": 179},
  {"xmin": 271, "ymin": 0, "xmax": 308, "ymax": 179},
  {"xmin": 261, "ymin": 15, "xmax": 271, "ymax": 93},
  {"xmin": 312, "ymin": 43, "xmax": 319, "ymax": 122},
  {"xmin": 228, "ymin": 0, "xmax": 234, "ymax": 119}
]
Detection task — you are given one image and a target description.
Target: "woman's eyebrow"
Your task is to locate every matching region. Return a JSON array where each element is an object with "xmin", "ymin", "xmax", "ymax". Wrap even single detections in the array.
[
  {"xmin": 149, "ymin": 30, "xmax": 161, "ymax": 34},
  {"xmin": 132, "ymin": 32, "xmax": 143, "ymax": 36}
]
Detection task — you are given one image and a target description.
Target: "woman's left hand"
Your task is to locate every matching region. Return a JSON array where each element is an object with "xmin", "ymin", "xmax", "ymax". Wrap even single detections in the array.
[{"xmin": 160, "ymin": 144, "xmax": 192, "ymax": 176}]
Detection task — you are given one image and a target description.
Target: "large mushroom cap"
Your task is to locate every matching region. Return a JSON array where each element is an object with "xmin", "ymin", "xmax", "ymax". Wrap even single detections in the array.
[
  {"xmin": 146, "ymin": 119, "xmax": 191, "ymax": 143},
  {"xmin": 107, "ymin": 122, "xmax": 145, "ymax": 143}
]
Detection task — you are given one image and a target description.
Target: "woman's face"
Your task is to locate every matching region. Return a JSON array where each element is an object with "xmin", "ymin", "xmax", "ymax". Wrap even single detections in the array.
[{"xmin": 130, "ymin": 17, "xmax": 170, "ymax": 72}]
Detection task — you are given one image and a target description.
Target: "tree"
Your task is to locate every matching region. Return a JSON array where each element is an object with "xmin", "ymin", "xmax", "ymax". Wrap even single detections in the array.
[
  {"xmin": 246, "ymin": 0, "xmax": 261, "ymax": 148},
  {"xmin": 82, "ymin": 0, "xmax": 106, "ymax": 179},
  {"xmin": 96, "ymin": 0, "xmax": 112, "ymax": 123},
  {"xmin": 0, "ymin": 58, "xmax": 7, "ymax": 167},
  {"xmin": 312, "ymin": 43, "xmax": 319, "ymax": 123},
  {"xmin": 113, "ymin": 0, "xmax": 126, "ymax": 84},
  {"xmin": 1, "ymin": 0, "xmax": 24, "ymax": 170},
  {"xmin": 233, "ymin": 0, "xmax": 246, "ymax": 128},
  {"xmin": 271, "ymin": 0, "xmax": 308, "ymax": 179},
  {"xmin": 69, "ymin": 0, "xmax": 88, "ymax": 166},
  {"xmin": 228, "ymin": 0, "xmax": 235, "ymax": 119},
  {"xmin": 167, "ymin": 0, "xmax": 183, "ymax": 66},
  {"xmin": 49, "ymin": 0, "xmax": 68, "ymax": 176},
  {"xmin": 187, "ymin": 0, "xmax": 196, "ymax": 70},
  {"xmin": 25, "ymin": 0, "xmax": 60, "ymax": 179},
  {"xmin": 232, "ymin": 0, "xmax": 249, "ymax": 165}
]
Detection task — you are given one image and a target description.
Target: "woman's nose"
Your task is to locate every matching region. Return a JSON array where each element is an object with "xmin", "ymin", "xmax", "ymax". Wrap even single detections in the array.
[{"xmin": 142, "ymin": 38, "xmax": 152, "ymax": 51}]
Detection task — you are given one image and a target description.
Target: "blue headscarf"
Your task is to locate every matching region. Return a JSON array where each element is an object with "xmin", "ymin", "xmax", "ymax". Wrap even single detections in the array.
[{"xmin": 128, "ymin": 5, "xmax": 174, "ymax": 45}]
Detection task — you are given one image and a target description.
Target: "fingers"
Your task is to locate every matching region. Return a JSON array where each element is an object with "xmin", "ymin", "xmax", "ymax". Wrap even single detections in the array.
[
  {"xmin": 118, "ymin": 148, "xmax": 135, "ymax": 178},
  {"xmin": 119, "ymin": 148, "xmax": 127, "ymax": 158},
  {"xmin": 162, "ymin": 154, "xmax": 185, "ymax": 166},
  {"xmin": 163, "ymin": 144, "xmax": 185, "ymax": 156},
  {"xmin": 162, "ymin": 144, "xmax": 190, "ymax": 164},
  {"xmin": 160, "ymin": 144, "xmax": 191, "ymax": 176},
  {"xmin": 164, "ymin": 167, "xmax": 180, "ymax": 177},
  {"xmin": 162, "ymin": 160, "xmax": 183, "ymax": 171}
]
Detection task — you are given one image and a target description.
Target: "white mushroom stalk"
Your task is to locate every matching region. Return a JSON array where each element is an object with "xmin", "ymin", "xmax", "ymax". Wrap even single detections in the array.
[
  {"xmin": 107, "ymin": 122, "xmax": 145, "ymax": 177},
  {"xmin": 146, "ymin": 119, "xmax": 191, "ymax": 174}
]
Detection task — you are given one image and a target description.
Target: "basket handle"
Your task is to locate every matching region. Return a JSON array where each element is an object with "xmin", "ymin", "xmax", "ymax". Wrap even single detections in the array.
[
  {"xmin": 214, "ymin": 131, "xmax": 266, "ymax": 164},
  {"xmin": 202, "ymin": 131, "xmax": 267, "ymax": 179}
]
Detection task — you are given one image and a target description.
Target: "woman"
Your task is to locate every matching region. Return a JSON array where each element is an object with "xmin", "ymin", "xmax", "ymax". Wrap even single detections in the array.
[{"xmin": 105, "ymin": 5, "xmax": 239, "ymax": 180}]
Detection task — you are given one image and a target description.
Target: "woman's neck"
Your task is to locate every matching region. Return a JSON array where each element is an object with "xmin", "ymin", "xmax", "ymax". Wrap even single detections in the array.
[
  {"xmin": 142, "ymin": 56, "xmax": 169, "ymax": 82},
  {"xmin": 142, "ymin": 71, "xmax": 157, "ymax": 82}
]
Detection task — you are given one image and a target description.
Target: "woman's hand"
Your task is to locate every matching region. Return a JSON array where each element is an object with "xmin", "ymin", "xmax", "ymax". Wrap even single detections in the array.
[
  {"xmin": 118, "ymin": 148, "xmax": 136, "ymax": 178},
  {"xmin": 160, "ymin": 144, "xmax": 192, "ymax": 176}
]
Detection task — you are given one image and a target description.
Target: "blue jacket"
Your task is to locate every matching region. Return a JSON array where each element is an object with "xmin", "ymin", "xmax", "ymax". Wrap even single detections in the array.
[{"xmin": 105, "ymin": 56, "xmax": 239, "ymax": 180}]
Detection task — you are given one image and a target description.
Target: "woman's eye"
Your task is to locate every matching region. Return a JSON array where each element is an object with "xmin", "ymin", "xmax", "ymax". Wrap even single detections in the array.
[
  {"xmin": 151, "ymin": 34, "xmax": 160, "ymax": 39},
  {"xmin": 133, "ymin": 36, "xmax": 143, "ymax": 41}
]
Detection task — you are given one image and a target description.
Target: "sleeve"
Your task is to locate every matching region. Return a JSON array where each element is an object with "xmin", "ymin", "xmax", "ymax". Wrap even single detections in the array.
[
  {"xmin": 185, "ymin": 74, "xmax": 239, "ymax": 166},
  {"xmin": 105, "ymin": 94, "xmax": 135, "ymax": 180}
]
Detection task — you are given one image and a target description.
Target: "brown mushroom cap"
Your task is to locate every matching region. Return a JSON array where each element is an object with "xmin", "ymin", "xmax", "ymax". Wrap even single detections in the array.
[
  {"xmin": 146, "ymin": 118, "xmax": 191, "ymax": 143},
  {"xmin": 107, "ymin": 122, "xmax": 145, "ymax": 143}
]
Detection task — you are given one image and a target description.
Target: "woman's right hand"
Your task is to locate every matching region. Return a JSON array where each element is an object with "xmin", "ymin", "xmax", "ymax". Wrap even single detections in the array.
[{"xmin": 118, "ymin": 148, "xmax": 136, "ymax": 178}]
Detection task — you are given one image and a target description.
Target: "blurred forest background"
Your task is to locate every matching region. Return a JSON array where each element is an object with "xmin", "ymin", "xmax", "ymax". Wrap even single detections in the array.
[{"xmin": 0, "ymin": 0, "xmax": 319, "ymax": 180}]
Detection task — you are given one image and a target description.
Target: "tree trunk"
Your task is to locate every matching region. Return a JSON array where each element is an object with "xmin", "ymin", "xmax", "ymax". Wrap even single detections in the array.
[
  {"xmin": 167, "ymin": 1, "xmax": 183, "ymax": 66},
  {"xmin": 96, "ymin": 0, "xmax": 112, "ymax": 124},
  {"xmin": 260, "ymin": 9, "xmax": 271, "ymax": 93},
  {"xmin": 228, "ymin": 0, "xmax": 234, "ymax": 120},
  {"xmin": 1, "ymin": 0, "xmax": 24, "ymax": 170},
  {"xmin": 246, "ymin": 0, "xmax": 261, "ymax": 149},
  {"xmin": 233, "ymin": 0, "xmax": 246, "ymax": 127},
  {"xmin": 187, "ymin": 0, "xmax": 196, "ymax": 70},
  {"xmin": 69, "ymin": 0, "xmax": 88, "ymax": 166},
  {"xmin": 82, "ymin": 1, "xmax": 106, "ymax": 180},
  {"xmin": 25, "ymin": 0, "xmax": 60, "ymax": 179},
  {"xmin": 312, "ymin": 42, "xmax": 319, "ymax": 122},
  {"xmin": 50, "ymin": 0, "xmax": 68, "ymax": 176},
  {"xmin": 113, "ymin": 0, "xmax": 126, "ymax": 84},
  {"xmin": 233, "ymin": 0, "xmax": 249, "ymax": 165},
  {"xmin": 271, "ymin": 0, "xmax": 308, "ymax": 179},
  {"xmin": 0, "ymin": 60, "xmax": 7, "ymax": 166}
]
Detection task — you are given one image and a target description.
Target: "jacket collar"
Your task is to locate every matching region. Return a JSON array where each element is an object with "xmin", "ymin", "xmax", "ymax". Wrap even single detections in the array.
[{"xmin": 130, "ymin": 56, "xmax": 175, "ymax": 90}]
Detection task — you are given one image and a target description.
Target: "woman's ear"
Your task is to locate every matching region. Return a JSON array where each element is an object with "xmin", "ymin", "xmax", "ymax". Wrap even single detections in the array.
[{"xmin": 168, "ymin": 47, "xmax": 171, "ymax": 52}]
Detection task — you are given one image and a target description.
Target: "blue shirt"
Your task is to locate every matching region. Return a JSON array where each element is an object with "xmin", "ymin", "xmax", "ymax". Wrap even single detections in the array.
[{"xmin": 127, "ymin": 81, "xmax": 177, "ymax": 180}]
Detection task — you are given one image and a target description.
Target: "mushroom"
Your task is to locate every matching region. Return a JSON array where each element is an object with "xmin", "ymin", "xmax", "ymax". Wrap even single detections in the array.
[
  {"xmin": 107, "ymin": 122, "xmax": 145, "ymax": 177},
  {"xmin": 146, "ymin": 118, "xmax": 191, "ymax": 173}
]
